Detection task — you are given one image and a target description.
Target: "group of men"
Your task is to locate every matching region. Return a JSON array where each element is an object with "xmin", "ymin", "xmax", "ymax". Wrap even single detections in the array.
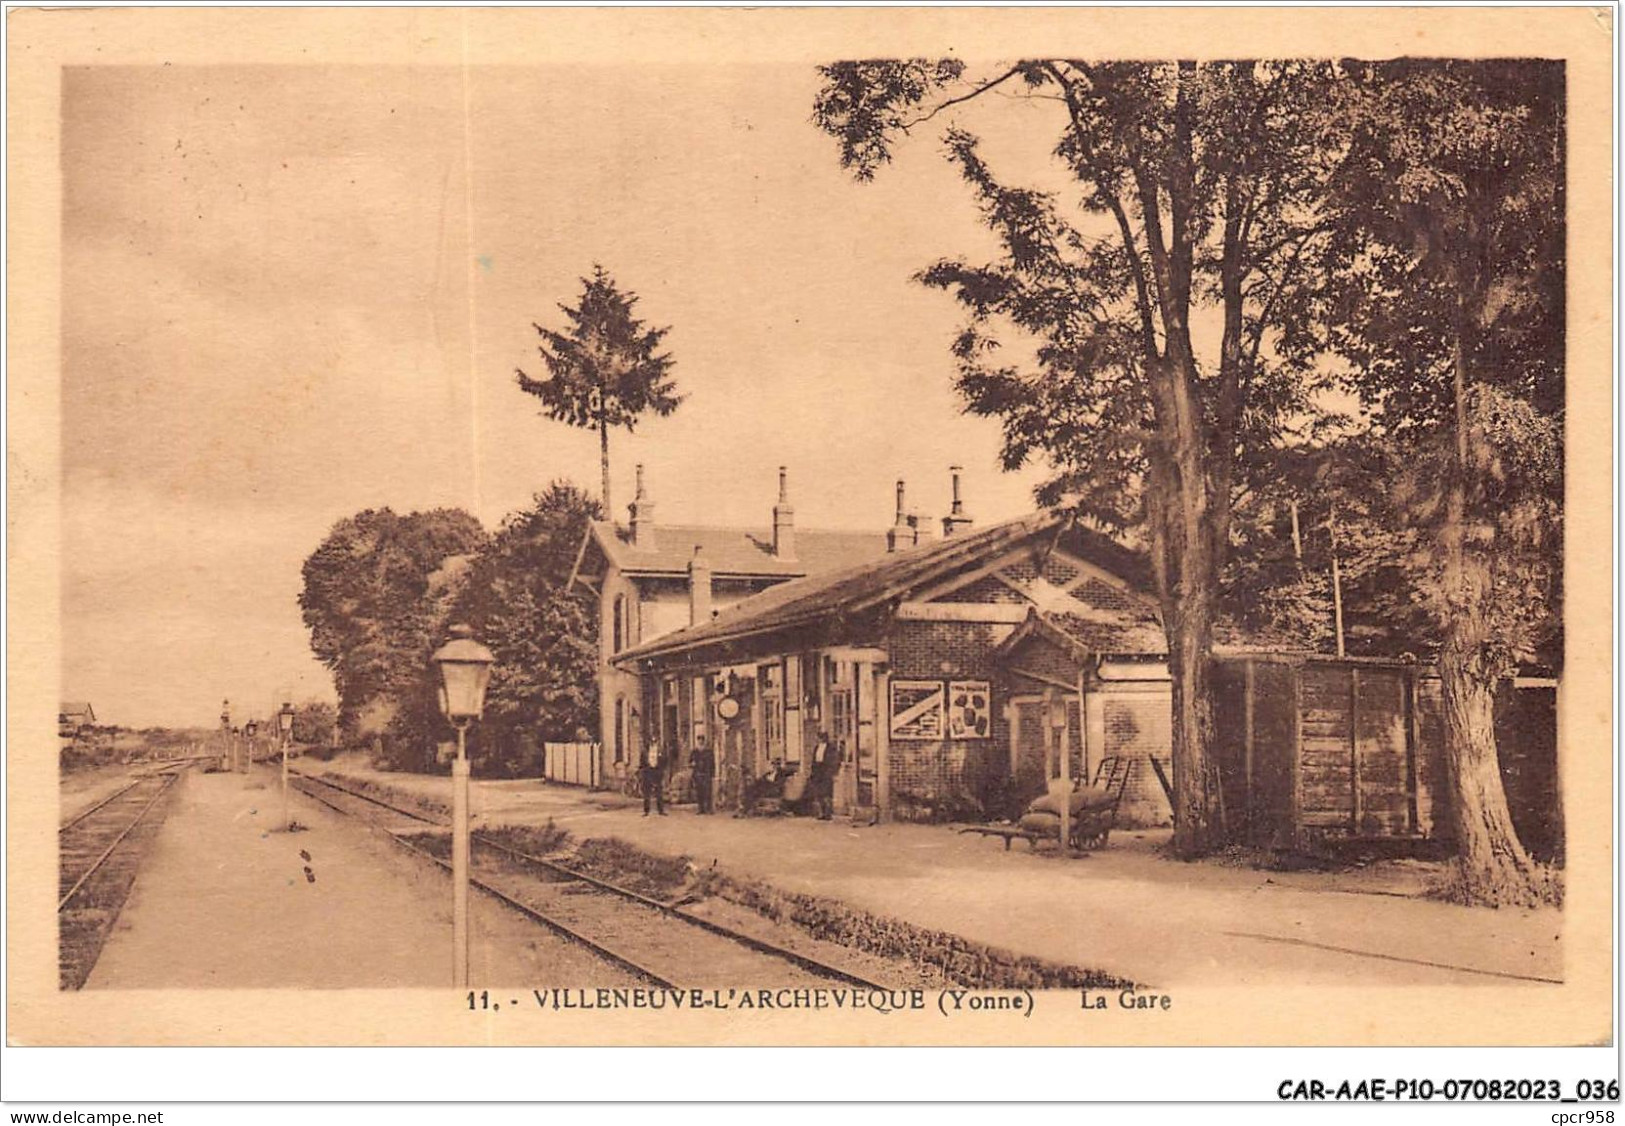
[{"xmin": 638, "ymin": 730, "xmax": 842, "ymax": 819}]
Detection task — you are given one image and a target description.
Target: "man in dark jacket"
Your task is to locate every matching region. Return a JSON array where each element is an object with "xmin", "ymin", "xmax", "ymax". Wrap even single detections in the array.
[
  {"xmin": 809, "ymin": 730, "xmax": 840, "ymax": 820},
  {"xmin": 640, "ymin": 739, "xmax": 667, "ymax": 817},
  {"xmin": 689, "ymin": 735, "xmax": 716, "ymax": 815}
]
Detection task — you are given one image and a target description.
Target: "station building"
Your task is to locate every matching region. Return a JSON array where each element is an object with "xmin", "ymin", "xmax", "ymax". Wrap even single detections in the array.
[
  {"xmin": 590, "ymin": 471, "xmax": 1185, "ymax": 826},
  {"xmin": 573, "ymin": 466, "xmax": 1557, "ymax": 851}
]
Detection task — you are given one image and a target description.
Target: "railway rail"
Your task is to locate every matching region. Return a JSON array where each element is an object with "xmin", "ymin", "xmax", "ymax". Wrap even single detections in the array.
[
  {"xmin": 58, "ymin": 766, "xmax": 186, "ymax": 989},
  {"xmin": 287, "ymin": 768, "xmax": 891, "ymax": 991}
]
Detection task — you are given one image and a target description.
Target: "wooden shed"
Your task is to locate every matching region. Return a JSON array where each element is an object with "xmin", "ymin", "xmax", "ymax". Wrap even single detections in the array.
[{"xmin": 1210, "ymin": 654, "xmax": 1449, "ymax": 849}]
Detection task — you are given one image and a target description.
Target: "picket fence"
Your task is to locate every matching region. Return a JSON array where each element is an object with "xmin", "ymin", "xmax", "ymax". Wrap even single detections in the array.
[{"xmin": 542, "ymin": 741, "xmax": 600, "ymax": 788}]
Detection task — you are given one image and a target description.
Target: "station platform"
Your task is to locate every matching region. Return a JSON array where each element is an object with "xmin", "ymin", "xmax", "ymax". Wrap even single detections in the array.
[
  {"xmin": 308, "ymin": 758, "xmax": 1565, "ymax": 990},
  {"xmin": 86, "ymin": 766, "xmax": 625, "ymax": 989}
]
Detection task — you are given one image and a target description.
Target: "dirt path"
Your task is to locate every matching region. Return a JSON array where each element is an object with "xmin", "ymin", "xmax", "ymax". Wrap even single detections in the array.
[{"xmin": 86, "ymin": 767, "xmax": 634, "ymax": 989}]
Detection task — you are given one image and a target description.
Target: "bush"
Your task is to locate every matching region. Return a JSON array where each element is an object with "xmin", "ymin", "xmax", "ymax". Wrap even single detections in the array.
[
  {"xmin": 695, "ymin": 868, "xmax": 1133, "ymax": 990},
  {"xmin": 569, "ymin": 837, "xmax": 694, "ymax": 898},
  {"xmin": 481, "ymin": 820, "xmax": 572, "ymax": 856}
]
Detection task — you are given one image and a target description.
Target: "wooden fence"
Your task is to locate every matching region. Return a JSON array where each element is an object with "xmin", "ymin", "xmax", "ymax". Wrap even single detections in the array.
[{"xmin": 543, "ymin": 741, "xmax": 600, "ymax": 788}]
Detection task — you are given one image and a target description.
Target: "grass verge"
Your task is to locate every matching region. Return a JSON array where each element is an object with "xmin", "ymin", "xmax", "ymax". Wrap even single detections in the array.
[
  {"xmin": 564, "ymin": 835, "xmax": 1134, "ymax": 990},
  {"xmin": 315, "ymin": 770, "xmax": 451, "ymax": 822}
]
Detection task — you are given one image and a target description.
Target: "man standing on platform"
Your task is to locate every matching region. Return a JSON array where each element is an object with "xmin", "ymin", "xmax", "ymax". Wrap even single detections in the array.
[
  {"xmin": 689, "ymin": 734, "xmax": 716, "ymax": 815},
  {"xmin": 810, "ymin": 729, "xmax": 840, "ymax": 820},
  {"xmin": 640, "ymin": 738, "xmax": 667, "ymax": 817}
]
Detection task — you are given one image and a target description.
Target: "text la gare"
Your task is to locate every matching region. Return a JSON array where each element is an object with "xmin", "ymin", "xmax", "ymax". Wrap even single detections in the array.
[{"xmin": 1080, "ymin": 989, "xmax": 1172, "ymax": 1011}]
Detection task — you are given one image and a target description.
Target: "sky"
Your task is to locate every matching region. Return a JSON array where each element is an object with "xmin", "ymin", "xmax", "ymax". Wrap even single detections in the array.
[{"xmin": 61, "ymin": 63, "xmax": 1070, "ymax": 728}]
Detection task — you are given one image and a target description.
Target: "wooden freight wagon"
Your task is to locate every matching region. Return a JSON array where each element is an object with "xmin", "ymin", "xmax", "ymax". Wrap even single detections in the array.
[{"xmin": 1210, "ymin": 654, "xmax": 1449, "ymax": 850}]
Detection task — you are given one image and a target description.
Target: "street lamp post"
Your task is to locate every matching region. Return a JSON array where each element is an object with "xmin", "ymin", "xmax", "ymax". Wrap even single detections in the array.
[
  {"xmin": 278, "ymin": 702, "xmax": 296, "ymax": 831},
  {"xmin": 243, "ymin": 721, "xmax": 258, "ymax": 774},
  {"xmin": 431, "ymin": 623, "xmax": 494, "ymax": 989},
  {"xmin": 220, "ymin": 702, "xmax": 232, "ymax": 771}
]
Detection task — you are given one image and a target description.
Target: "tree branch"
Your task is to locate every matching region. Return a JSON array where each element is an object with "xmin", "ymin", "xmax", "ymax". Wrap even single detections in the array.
[{"xmin": 900, "ymin": 64, "xmax": 1026, "ymax": 131}]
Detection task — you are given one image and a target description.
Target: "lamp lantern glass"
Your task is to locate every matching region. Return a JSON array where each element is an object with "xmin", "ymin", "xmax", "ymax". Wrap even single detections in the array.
[
  {"xmin": 432, "ymin": 624, "xmax": 494, "ymax": 724},
  {"xmin": 278, "ymin": 702, "xmax": 295, "ymax": 736},
  {"xmin": 244, "ymin": 721, "xmax": 258, "ymax": 738}
]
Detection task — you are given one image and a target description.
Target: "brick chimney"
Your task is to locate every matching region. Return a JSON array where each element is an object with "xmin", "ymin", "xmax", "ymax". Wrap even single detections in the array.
[
  {"xmin": 911, "ymin": 510, "xmax": 937, "ymax": 546},
  {"xmin": 688, "ymin": 545, "xmax": 712, "ymax": 626},
  {"xmin": 628, "ymin": 464, "xmax": 656, "ymax": 549},
  {"xmin": 942, "ymin": 465, "xmax": 975, "ymax": 536},
  {"xmin": 772, "ymin": 466, "xmax": 796, "ymax": 561},
  {"xmin": 886, "ymin": 479, "xmax": 911, "ymax": 552}
]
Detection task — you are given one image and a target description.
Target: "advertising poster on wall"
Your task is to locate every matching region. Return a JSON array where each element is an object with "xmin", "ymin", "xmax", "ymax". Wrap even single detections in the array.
[
  {"xmin": 889, "ymin": 680, "xmax": 946, "ymax": 740},
  {"xmin": 947, "ymin": 680, "xmax": 992, "ymax": 739}
]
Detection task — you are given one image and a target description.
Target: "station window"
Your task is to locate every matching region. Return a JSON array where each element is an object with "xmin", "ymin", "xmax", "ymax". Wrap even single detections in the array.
[
  {"xmin": 613, "ymin": 697, "xmax": 625, "ymax": 763},
  {"xmin": 611, "ymin": 594, "xmax": 625, "ymax": 654},
  {"xmin": 661, "ymin": 678, "xmax": 679, "ymax": 752},
  {"xmin": 761, "ymin": 661, "xmax": 784, "ymax": 760},
  {"xmin": 691, "ymin": 675, "xmax": 709, "ymax": 744}
]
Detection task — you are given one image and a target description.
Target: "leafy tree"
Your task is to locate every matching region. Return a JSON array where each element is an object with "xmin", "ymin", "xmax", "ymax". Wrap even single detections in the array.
[
  {"xmin": 453, "ymin": 482, "xmax": 602, "ymax": 768},
  {"xmin": 291, "ymin": 699, "xmax": 338, "ymax": 748},
  {"xmin": 382, "ymin": 548, "xmax": 481, "ymax": 771},
  {"xmin": 1318, "ymin": 60, "xmax": 1564, "ymax": 905},
  {"xmin": 1222, "ymin": 440, "xmax": 1424, "ymax": 658},
  {"xmin": 815, "ymin": 59, "xmax": 1341, "ymax": 856},
  {"xmin": 298, "ymin": 507, "xmax": 487, "ymax": 766},
  {"xmin": 516, "ymin": 266, "xmax": 683, "ymax": 520}
]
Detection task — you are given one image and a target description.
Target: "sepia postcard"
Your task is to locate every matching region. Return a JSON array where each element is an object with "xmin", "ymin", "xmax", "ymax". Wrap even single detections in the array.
[{"xmin": 4, "ymin": 4, "xmax": 1616, "ymax": 1082}]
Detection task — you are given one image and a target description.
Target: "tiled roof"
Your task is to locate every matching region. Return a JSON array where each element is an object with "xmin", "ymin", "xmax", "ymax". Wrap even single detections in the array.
[
  {"xmin": 1049, "ymin": 608, "xmax": 1169, "ymax": 655},
  {"xmin": 1029, "ymin": 608, "xmax": 1334, "ymax": 661},
  {"xmin": 616, "ymin": 513, "xmax": 1068, "ymax": 664},
  {"xmin": 60, "ymin": 702, "xmax": 94, "ymax": 716},
  {"xmin": 587, "ymin": 521, "xmax": 888, "ymax": 579}
]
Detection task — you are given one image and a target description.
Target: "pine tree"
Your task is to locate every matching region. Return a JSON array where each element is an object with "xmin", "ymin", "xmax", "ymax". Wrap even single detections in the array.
[{"xmin": 516, "ymin": 266, "xmax": 683, "ymax": 520}]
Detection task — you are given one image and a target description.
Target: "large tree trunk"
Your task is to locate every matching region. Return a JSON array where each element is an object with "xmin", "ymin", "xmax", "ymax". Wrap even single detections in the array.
[
  {"xmin": 1435, "ymin": 581, "xmax": 1547, "ymax": 906},
  {"xmin": 1147, "ymin": 354, "xmax": 1228, "ymax": 860},
  {"xmin": 1166, "ymin": 581, "xmax": 1224, "ymax": 857},
  {"xmin": 1437, "ymin": 285, "xmax": 1549, "ymax": 907}
]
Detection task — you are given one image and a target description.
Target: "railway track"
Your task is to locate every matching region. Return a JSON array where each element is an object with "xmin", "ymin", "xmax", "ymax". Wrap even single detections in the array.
[
  {"xmin": 288, "ymin": 768, "xmax": 891, "ymax": 991},
  {"xmin": 58, "ymin": 766, "xmax": 186, "ymax": 989}
]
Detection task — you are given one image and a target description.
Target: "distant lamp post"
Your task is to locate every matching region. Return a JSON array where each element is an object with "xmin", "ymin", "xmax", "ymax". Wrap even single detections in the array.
[
  {"xmin": 431, "ymin": 623, "xmax": 494, "ymax": 989},
  {"xmin": 220, "ymin": 701, "xmax": 232, "ymax": 771},
  {"xmin": 243, "ymin": 720, "xmax": 258, "ymax": 773},
  {"xmin": 278, "ymin": 702, "xmax": 296, "ymax": 831}
]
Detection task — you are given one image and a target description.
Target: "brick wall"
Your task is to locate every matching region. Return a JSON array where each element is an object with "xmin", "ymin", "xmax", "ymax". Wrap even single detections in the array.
[
  {"xmin": 1004, "ymin": 633, "xmax": 1082, "ymax": 689},
  {"xmin": 1073, "ymin": 577, "xmax": 1143, "ymax": 615},
  {"xmin": 937, "ymin": 574, "xmax": 1027, "ymax": 604},
  {"xmin": 885, "ymin": 619, "xmax": 1010, "ymax": 819}
]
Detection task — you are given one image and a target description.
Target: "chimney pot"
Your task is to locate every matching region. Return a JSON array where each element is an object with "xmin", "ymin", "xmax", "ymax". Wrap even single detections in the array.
[
  {"xmin": 629, "ymin": 463, "xmax": 656, "ymax": 548},
  {"xmin": 887, "ymin": 479, "xmax": 910, "ymax": 552},
  {"xmin": 688, "ymin": 545, "xmax": 712, "ymax": 626},
  {"xmin": 772, "ymin": 466, "xmax": 796, "ymax": 560},
  {"xmin": 942, "ymin": 465, "xmax": 975, "ymax": 536}
]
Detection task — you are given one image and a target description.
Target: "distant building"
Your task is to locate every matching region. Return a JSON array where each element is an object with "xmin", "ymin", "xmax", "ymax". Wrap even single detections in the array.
[{"xmin": 59, "ymin": 701, "xmax": 97, "ymax": 739}]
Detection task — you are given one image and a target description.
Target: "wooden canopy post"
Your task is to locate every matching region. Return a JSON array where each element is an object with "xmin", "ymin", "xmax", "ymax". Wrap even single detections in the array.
[
  {"xmin": 1045, "ymin": 687, "xmax": 1071, "ymax": 856},
  {"xmin": 1077, "ymin": 668, "xmax": 1091, "ymax": 791}
]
